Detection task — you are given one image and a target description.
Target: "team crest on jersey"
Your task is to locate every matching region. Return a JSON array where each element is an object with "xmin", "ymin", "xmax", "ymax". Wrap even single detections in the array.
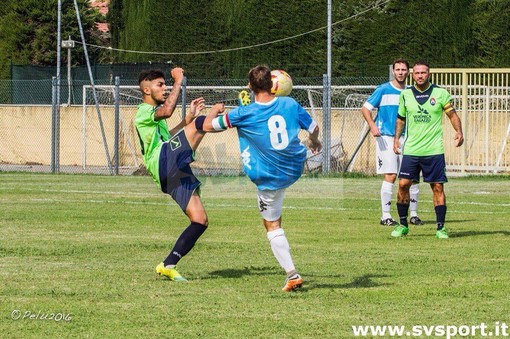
[
  {"xmin": 170, "ymin": 135, "xmax": 182, "ymax": 151},
  {"xmin": 430, "ymin": 98, "xmax": 436, "ymax": 105}
]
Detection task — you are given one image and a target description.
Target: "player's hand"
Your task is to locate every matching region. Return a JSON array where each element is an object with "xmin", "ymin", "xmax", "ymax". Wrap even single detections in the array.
[
  {"xmin": 370, "ymin": 125, "xmax": 381, "ymax": 137},
  {"xmin": 306, "ymin": 138, "xmax": 322, "ymax": 154},
  {"xmin": 171, "ymin": 67, "xmax": 184, "ymax": 83},
  {"xmin": 210, "ymin": 103, "xmax": 225, "ymax": 116},
  {"xmin": 186, "ymin": 97, "xmax": 205, "ymax": 124},
  {"xmin": 393, "ymin": 138, "xmax": 401, "ymax": 154},
  {"xmin": 454, "ymin": 132, "xmax": 464, "ymax": 147}
]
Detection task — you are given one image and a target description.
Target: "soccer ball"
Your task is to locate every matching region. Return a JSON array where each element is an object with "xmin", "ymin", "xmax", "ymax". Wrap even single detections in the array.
[{"xmin": 271, "ymin": 70, "xmax": 293, "ymax": 96}]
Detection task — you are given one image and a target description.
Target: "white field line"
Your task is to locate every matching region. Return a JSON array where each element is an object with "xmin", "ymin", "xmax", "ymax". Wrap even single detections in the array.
[
  {"xmin": 0, "ymin": 197, "xmax": 508, "ymax": 215},
  {"xmin": 1, "ymin": 186, "xmax": 509, "ymax": 208}
]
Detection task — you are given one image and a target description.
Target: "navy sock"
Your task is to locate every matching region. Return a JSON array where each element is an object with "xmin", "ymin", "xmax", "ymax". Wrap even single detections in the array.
[
  {"xmin": 397, "ymin": 203, "xmax": 409, "ymax": 227},
  {"xmin": 163, "ymin": 222, "xmax": 207, "ymax": 266},
  {"xmin": 435, "ymin": 205, "xmax": 447, "ymax": 230}
]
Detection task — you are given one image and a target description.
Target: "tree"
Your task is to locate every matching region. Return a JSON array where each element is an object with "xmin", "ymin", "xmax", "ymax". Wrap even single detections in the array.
[{"xmin": 0, "ymin": 0, "xmax": 107, "ymax": 78}]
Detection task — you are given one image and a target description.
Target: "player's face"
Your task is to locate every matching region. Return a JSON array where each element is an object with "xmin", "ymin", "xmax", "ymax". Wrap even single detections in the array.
[
  {"xmin": 149, "ymin": 78, "xmax": 168, "ymax": 105},
  {"xmin": 392, "ymin": 63, "xmax": 409, "ymax": 82},
  {"xmin": 412, "ymin": 65, "xmax": 430, "ymax": 86}
]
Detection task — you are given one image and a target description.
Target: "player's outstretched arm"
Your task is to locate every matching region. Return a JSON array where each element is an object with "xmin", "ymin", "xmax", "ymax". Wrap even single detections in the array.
[
  {"xmin": 202, "ymin": 103, "xmax": 227, "ymax": 133},
  {"xmin": 154, "ymin": 67, "xmax": 184, "ymax": 120},
  {"xmin": 306, "ymin": 125, "xmax": 322, "ymax": 154},
  {"xmin": 169, "ymin": 97, "xmax": 205, "ymax": 136}
]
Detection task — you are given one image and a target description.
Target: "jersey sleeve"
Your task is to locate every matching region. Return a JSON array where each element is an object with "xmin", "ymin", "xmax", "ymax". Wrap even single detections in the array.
[
  {"xmin": 363, "ymin": 85, "xmax": 383, "ymax": 110},
  {"xmin": 297, "ymin": 105, "xmax": 316, "ymax": 133},
  {"xmin": 226, "ymin": 106, "xmax": 247, "ymax": 128},
  {"xmin": 441, "ymin": 89, "xmax": 453, "ymax": 109},
  {"xmin": 397, "ymin": 92, "xmax": 407, "ymax": 118}
]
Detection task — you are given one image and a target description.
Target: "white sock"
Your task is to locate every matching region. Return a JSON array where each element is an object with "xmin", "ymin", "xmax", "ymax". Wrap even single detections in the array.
[
  {"xmin": 267, "ymin": 228, "xmax": 295, "ymax": 273},
  {"xmin": 381, "ymin": 181, "xmax": 393, "ymax": 220},
  {"xmin": 410, "ymin": 184, "xmax": 419, "ymax": 217}
]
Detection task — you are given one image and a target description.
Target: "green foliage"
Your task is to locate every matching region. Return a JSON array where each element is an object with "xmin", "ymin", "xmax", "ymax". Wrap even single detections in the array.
[
  {"xmin": 0, "ymin": 0, "xmax": 106, "ymax": 78},
  {"xmin": 1, "ymin": 173, "xmax": 509, "ymax": 337},
  {"xmin": 472, "ymin": 0, "xmax": 510, "ymax": 67}
]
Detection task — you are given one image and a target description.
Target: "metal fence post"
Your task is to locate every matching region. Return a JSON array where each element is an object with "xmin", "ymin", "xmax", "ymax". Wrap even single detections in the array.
[
  {"xmin": 181, "ymin": 76, "xmax": 187, "ymax": 119},
  {"xmin": 114, "ymin": 76, "xmax": 120, "ymax": 175},
  {"xmin": 322, "ymin": 74, "xmax": 331, "ymax": 174},
  {"xmin": 51, "ymin": 76, "xmax": 57, "ymax": 173}
]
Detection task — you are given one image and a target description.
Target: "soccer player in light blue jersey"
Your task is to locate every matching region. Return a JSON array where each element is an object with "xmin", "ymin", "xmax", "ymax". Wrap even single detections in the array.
[
  {"xmin": 361, "ymin": 59, "xmax": 423, "ymax": 227},
  {"xmin": 203, "ymin": 65, "xmax": 322, "ymax": 291}
]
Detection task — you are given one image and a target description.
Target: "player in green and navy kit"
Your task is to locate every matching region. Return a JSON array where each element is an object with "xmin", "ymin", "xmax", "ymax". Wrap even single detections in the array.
[
  {"xmin": 392, "ymin": 61, "xmax": 464, "ymax": 239},
  {"xmin": 136, "ymin": 68, "xmax": 224, "ymax": 281},
  {"xmin": 203, "ymin": 65, "xmax": 322, "ymax": 291}
]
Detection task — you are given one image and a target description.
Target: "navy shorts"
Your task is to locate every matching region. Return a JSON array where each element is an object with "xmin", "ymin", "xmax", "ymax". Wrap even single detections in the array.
[
  {"xmin": 158, "ymin": 129, "xmax": 201, "ymax": 212},
  {"xmin": 398, "ymin": 154, "xmax": 448, "ymax": 183}
]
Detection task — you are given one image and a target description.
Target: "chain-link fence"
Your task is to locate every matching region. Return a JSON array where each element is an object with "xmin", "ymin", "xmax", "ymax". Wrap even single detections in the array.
[{"xmin": 2, "ymin": 71, "xmax": 510, "ymax": 175}]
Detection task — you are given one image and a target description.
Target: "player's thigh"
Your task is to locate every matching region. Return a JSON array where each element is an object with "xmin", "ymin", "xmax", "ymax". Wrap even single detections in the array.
[
  {"xmin": 398, "ymin": 155, "xmax": 421, "ymax": 182},
  {"xmin": 257, "ymin": 189, "xmax": 285, "ymax": 222},
  {"xmin": 376, "ymin": 135, "xmax": 399, "ymax": 174},
  {"xmin": 421, "ymin": 154, "xmax": 448, "ymax": 183}
]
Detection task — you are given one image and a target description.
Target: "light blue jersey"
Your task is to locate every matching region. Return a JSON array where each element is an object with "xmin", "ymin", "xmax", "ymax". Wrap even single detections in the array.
[
  {"xmin": 363, "ymin": 82, "xmax": 404, "ymax": 136},
  {"xmin": 226, "ymin": 97, "xmax": 316, "ymax": 190}
]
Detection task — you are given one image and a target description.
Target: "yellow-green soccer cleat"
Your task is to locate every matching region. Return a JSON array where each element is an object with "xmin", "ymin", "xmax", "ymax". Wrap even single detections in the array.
[
  {"xmin": 156, "ymin": 262, "xmax": 187, "ymax": 282},
  {"xmin": 238, "ymin": 90, "xmax": 251, "ymax": 106},
  {"xmin": 435, "ymin": 228, "xmax": 449, "ymax": 239}
]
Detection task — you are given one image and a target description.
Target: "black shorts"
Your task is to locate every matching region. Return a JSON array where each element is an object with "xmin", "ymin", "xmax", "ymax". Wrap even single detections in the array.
[
  {"xmin": 398, "ymin": 154, "xmax": 448, "ymax": 183},
  {"xmin": 158, "ymin": 129, "xmax": 201, "ymax": 212}
]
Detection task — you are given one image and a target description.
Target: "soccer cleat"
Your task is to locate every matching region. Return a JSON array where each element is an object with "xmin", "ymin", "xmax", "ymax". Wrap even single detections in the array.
[
  {"xmin": 391, "ymin": 225, "xmax": 409, "ymax": 238},
  {"xmin": 238, "ymin": 90, "xmax": 251, "ymax": 106},
  {"xmin": 282, "ymin": 274, "xmax": 303, "ymax": 292},
  {"xmin": 435, "ymin": 228, "xmax": 449, "ymax": 239},
  {"xmin": 156, "ymin": 262, "xmax": 187, "ymax": 282},
  {"xmin": 409, "ymin": 216, "xmax": 424, "ymax": 225},
  {"xmin": 380, "ymin": 218, "xmax": 398, "ymax": 226}
]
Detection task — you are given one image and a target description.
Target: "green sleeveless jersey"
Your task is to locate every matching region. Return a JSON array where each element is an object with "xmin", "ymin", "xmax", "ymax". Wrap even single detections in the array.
[
  {"xmin": 398, "ymin": 84, "xmax": 452, "ymax": 156},
  {"xmin": 135, "ymin": 103, "xmax": 170, "ymax": 186}
]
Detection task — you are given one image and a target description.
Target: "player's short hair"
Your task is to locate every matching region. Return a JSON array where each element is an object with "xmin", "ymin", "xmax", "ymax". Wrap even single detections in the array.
[
  {"xmin": 413, "ymin": 60, "xmax": 430, "ymax": 70},
  {"xmin": 138, "ymin": 69, "xmax": 165, "ymax": 84},
  {"xmin": 248, "ymin": 65, "xmax": 272, "ymax": 94},
  {"xmin": 392, "ymin": 58, "xmax": 409, "ymax": 70}
]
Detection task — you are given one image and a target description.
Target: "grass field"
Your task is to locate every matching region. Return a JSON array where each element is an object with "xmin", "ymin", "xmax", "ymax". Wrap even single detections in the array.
[{"xmin": 1, "ymin": 173, "xmax": 509, "ymax": 338}]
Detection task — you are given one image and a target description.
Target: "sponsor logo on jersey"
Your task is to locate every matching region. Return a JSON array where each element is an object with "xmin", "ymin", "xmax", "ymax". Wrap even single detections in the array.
[
  {"xmin": 413, "ymin": 105, "xmax": 432, "ymax": 123},
  {"xmin": 241, "ymin": 146, "xmax": 252, "ymax": 170}
]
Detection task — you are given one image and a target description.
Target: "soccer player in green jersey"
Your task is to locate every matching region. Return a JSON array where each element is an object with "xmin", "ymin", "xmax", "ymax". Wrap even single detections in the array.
[
  {"xmin": 136, "ymin": 67, "xmax": 224, "ymax": 281},
  {"xmin": 392, "ymin": 61, "xmax": 464, "ymax": 239}
]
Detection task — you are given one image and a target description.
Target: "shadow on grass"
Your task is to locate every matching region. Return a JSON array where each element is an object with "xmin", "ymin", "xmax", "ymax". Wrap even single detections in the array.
[
  {"xmin": 207, "ymin": 266, "xmax": 277, "ymax": 279},
  {"xmin": 308, "ymin": 274, "xmax": 392, "ymax": 290},
  {"xmin": 449, "ymin": 230, "xmax": 510, "ymax": 238}
]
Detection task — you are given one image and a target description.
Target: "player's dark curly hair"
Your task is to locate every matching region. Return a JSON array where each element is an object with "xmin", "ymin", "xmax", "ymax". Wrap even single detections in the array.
[
  {"xmin": 138, "ymin": 69, "xmax": 165, "ymax": 84},
  {"xmin": 248, "ymin": 65, "xmax": 272, "ymax": 94}
]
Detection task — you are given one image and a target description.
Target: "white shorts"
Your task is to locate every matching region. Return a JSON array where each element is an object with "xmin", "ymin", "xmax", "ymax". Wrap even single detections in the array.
[
  {"xmin": 257, "ymin": 189, "xmax": 285, "ymax": 221},
  {"xmin": 375, "ymin": 135, "xmax": 403, "ymax": 174}
]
